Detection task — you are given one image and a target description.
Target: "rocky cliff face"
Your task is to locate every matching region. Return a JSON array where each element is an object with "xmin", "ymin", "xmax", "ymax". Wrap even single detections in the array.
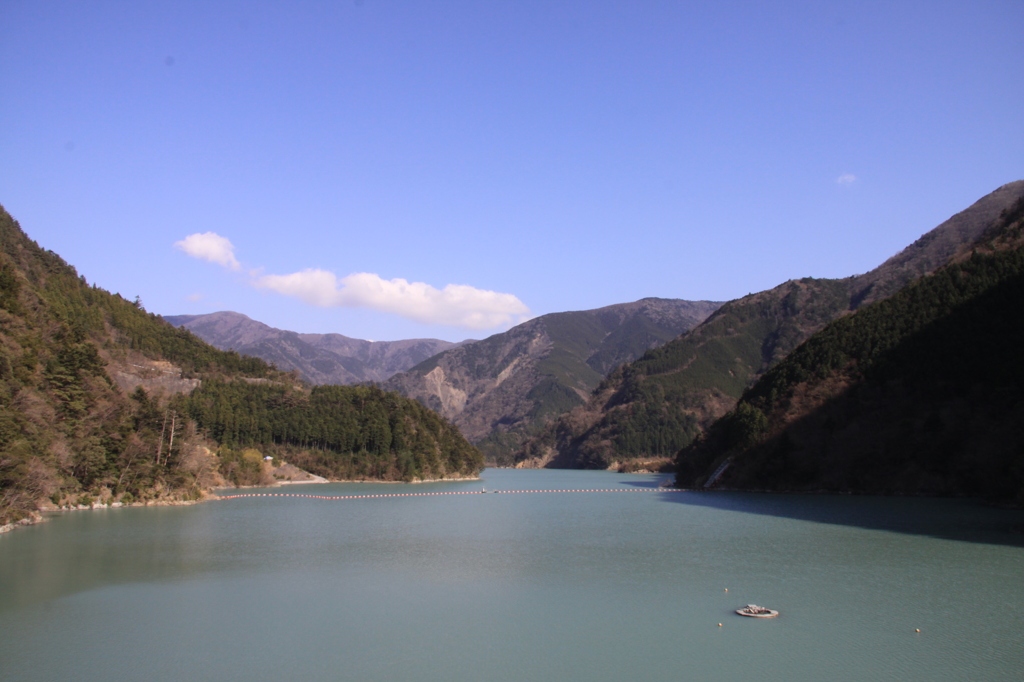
[
  {"xmin": 108, "ymin": 357, "xmax": 201, "ymax": 397},
  {"xmin": 514, "ymin": 181, "xmax": 1024, "ymax": 470},
  {"xmin": 164, "ymin": 311, "xmax": 468, "ymax": 385},
  {"xmin": 382, "ymin": 298, "xmax": 722, "ymax": 462}
]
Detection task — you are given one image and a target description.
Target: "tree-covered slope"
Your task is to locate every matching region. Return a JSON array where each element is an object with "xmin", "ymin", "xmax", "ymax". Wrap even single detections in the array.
[
  {"xmin": 0, "ymin": 205, "xmax": 275, "ymax": 524},
  {"xmin": 0, "ymin": 205, "xmax": 481, "ymax": 525},
  {"xmin": 514, "ymin": 181, "xmax": 1024, "ymax": 470},
  {"xmin": 515, "ymin": 278, "xmax": 853, "ymax": 469},
  {"xmin": 383, "ymin": 298, "xmax": 721, "ymax": 463},
  {"xmin": 179, "ymin": 381, "xmax": 481, "ymax": 482},
  {"xmin": 675, "ymin": 196, "xmax": 1024, "ymax": 502}
]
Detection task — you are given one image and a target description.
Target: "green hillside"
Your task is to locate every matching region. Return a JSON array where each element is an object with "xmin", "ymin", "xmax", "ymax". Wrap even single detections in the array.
[
  {"xmin": 179, "ymin": 381, "xmax": 481, "ymax": 482},
  {"xmin": 675, "ymin": 197, "xmax": 1024, "ymax": 502},
  {"xmin": 0, "ymin": 206, "xmax": 481, "ymax": 525},
  {"xmin": 514, "ymin": 181, "xmax": 1024, "ymax": 470},
  {"xmin": 515, "ymin": 278, "xmax": 852, "ymax": 468}
]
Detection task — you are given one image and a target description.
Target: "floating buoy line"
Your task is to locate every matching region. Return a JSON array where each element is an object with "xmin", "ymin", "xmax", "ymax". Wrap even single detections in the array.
[
  {"xmin": 217, "ymin": 487, "xmax": 789, "ymax": 624},
  {"xmin": 217, "ymin": 487, "xmax": 690, "ymax": 502}
]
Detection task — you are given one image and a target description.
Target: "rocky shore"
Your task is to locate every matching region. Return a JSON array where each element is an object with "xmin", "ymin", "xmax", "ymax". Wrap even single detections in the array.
[
  {"xmin": 1, "ymin": 460, "xmax": 485, "ymax": 535},
  {"xmin": 0, "ymin": 496, "xmax": 206, "ymax": 534}
]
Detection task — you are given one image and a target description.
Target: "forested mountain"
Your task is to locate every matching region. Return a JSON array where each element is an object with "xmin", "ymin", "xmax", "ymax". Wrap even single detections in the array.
[
  {"xmin": 515, "ymin": 181, "xmax": 1024, "ymax": 471},
  {"xmin": 383, "ymin": 298, "xmax": 722, "ymax": 463},
  {"xmin": 180, "ymin": 381, "xmax": 480, "ymax": 482},
  {"xmin": 0, "ymin": 206, "xmax": 481, "ymax": 526},
  {"xmin": 676, "ymin": 195, "xmax": 1024, "ymax": 502},
  {"xmin": 165, "ymin": 311, "xmax": 467, "ymax": 385}
]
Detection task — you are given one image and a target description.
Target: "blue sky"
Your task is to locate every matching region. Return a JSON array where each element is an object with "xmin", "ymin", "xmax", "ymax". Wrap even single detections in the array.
[{"xmin": 1, "ymin": 1, "xmax": 1021, "ymax": 342}]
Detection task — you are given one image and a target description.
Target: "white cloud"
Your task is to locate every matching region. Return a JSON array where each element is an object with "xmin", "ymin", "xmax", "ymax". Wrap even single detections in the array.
[
  {"xmin": 175, "ymin": 232, "xmax": 241, "ymax": 271},
  {"xmin": 836, "ymin": 173, "xmax": 857, "ymax": 185},
  {"xmin": 176, "ymin": 231, "xmax": 532, "ymax": 331},
  {"xmin": 186, "ymin": 292, "xmax": 204, "ymax": 302},
  {"xmin": 253, "ymin": 268, "xmax": 531, "ymax": 330}
]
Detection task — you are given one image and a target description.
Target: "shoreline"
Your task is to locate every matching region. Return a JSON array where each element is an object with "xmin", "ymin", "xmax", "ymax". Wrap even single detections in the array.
[
  {"xmin": 1, "ymin": 497, "xmax": 206, "ymax": 535},
  {"xmin": 216, "ymin": 474, "xmax": 482, "ymax": 491},
  {"xmin": 3, "ymin": 475, "xmax": 485, "ymax": 534},
  {"xmin": 0, "ymin": 513, "xmax": 44, "ymax": 535}
]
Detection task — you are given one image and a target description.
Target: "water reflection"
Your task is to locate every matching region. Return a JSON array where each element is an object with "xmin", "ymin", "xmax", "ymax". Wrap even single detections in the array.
[
  {"xmin": 0, "ymin": 505, "xmax": 228, "ymax": 611},
  {"xmin": 2, "ymin": 470, "xmax": 1023, "ymax": 682},
  {"xmin": 640, "ymin": 483, "xmax": 1024, "ymax": 547}
]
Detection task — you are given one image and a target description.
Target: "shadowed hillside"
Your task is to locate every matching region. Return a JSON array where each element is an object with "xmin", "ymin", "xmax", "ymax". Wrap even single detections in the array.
[
  {"xmin": 515, "ymin": 181, "xmax": 1024, "ymax": 470},
  {"xmin": 676, "ymin": 194, "xmax": 1024, "ymax": 503}
]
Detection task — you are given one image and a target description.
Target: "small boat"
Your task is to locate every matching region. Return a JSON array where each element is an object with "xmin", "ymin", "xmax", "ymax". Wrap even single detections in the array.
[{"xmin": 736, "ymin": 604, "xmax": 779, "ymax": 618}]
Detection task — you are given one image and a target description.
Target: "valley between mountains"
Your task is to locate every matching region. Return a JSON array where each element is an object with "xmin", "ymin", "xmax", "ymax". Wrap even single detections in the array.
[
  {"xmin": 172, "ymin": 181, "xmax": 1024, "ymax": 500},
  {"xmin": 3, "ymin": 181, "xmax": 1024, "ymax": 527}
]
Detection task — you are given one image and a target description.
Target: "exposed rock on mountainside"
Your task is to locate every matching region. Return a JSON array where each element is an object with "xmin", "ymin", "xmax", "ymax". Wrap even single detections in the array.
[
  {"xmin": 109, "ymin": 358, "xmax": 201, "ymax": 396},
  {"xmin": 516, "ymin": 180, "xmax": 1024, "ymax": 470},
  {"xmin": 164, "ymin": 311, "xmax": 467, "ymax": 385},
  {"xmin": 383, "ymin": 298, "xmax": 722, "ymax": 462},
  {"xmin": 676, "ymin": 194, "xmax": 1024, "ymax": 502},
  {"xmin": 0, "ymin": 206, "xmax": 482, "ymax": 525}
]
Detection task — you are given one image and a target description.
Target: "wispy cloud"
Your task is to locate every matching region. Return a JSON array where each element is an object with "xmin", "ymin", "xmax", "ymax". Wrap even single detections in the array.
[
  {"xmin": 175, "ymin": 232, "xmax": 531, "ymax": 330},
  {"xmin": 836, "ymin": 173, "xmax": 857, "ymax": 185},
  {"xmin": 186, "ymin": 292, "xmax": 204, "ymax": 302},
  {"xmin": 174, "ymin": 232, "xmax": 241, "ymax": 271}
]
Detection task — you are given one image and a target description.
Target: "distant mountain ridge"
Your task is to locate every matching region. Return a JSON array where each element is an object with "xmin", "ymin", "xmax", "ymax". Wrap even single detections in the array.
[
  {"xmin": 382, "ymin": 297, "xmax": 723, "ymax": 462},
  {"xmin": 514, "ymin": 180, "xmax": 1024, "ymax": 470},
  {"xmin": 163, "ymin": 311, "xmax": 469, "ymax": 385}
]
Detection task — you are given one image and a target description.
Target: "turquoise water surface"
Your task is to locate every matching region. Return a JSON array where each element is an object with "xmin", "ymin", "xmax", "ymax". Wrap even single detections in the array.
[{"xmin": 1, "ymin": 469, "xmax": 1022, "ymax": 681}]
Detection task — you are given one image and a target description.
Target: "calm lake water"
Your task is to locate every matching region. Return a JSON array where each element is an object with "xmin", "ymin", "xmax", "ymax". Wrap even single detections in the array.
[{"xmin": 2, "ymin": 469, "xmax": 1023, "ymax": 681}]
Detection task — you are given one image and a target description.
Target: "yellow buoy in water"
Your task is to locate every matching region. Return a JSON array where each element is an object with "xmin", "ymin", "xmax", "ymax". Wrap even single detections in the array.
[
  {"xmin": 915, "ymin": 629, "xmax": 921, "ymax": 633},
  {"xmin": 718, "ymin": 623, "xmax": 723, "ymax": 627}
]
